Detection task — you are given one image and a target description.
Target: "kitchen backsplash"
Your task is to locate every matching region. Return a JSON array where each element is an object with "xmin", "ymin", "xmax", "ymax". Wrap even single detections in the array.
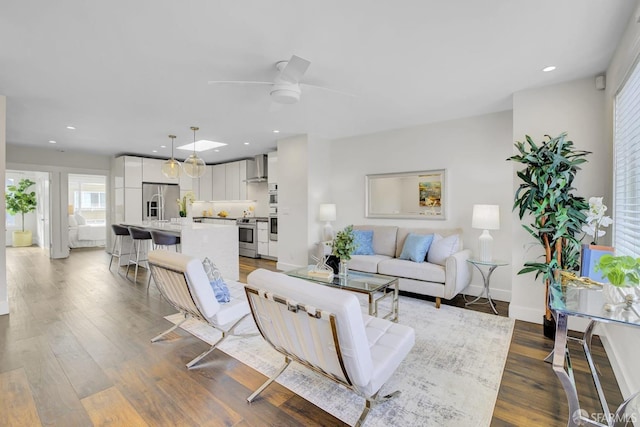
[{"xmin": 190, "ymin": 181, "xmax": 269, "ymax": 218}]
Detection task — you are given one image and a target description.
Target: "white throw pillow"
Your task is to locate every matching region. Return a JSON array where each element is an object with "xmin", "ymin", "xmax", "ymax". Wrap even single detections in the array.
[
  {"xmin": 74, "ymin": 213, "xmax": 87, "ymax": 225},
  {"xmin": 68, "ymin": 215, "xmax": 78, "ymax": 227},
  {"xmin": 427, "ymin": 234, "xmax": 460, "ymax": 266}
]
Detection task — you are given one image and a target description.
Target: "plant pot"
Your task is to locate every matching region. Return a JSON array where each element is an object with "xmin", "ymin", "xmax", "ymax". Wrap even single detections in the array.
[
  {"xmin": 543, "ymin": 315, "xmax": 556, "ymax": 340},
  {"xmin": 12, "ymin": 230, "xmax": 32, "ymax": 247}
]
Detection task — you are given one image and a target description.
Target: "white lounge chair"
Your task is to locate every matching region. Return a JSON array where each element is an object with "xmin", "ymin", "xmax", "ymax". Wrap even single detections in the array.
[
  {"xmin": 245, "ymin": 268, "xmax": 415, "ymax": 427},
  {"xmin": 148, "ymin": 249, "xmax": 253, "ymax": 369}
]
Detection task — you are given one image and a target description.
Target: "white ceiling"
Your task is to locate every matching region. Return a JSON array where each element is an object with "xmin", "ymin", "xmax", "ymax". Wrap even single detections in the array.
[{"xmin": 0, "ymin": 0, "xmax": 636, "ymax": 164}]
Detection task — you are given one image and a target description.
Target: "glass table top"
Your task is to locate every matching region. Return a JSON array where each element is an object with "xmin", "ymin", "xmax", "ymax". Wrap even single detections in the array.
[
  {"xmin": 286, "ymin": 265, "xmax": 397, "ymax": 294},
  {"xmin": 550, "ymin": 273, "xmax": 640, "ymax": 327}
]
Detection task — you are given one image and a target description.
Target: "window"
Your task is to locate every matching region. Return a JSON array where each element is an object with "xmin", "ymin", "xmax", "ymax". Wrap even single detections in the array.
[
  {"xmin": 68, "ymin": 174, "xmax": 107, "ymax": 225},
  {"xmin": 613, "ymin": 59, "xmax": 640, "ymax": 257}
]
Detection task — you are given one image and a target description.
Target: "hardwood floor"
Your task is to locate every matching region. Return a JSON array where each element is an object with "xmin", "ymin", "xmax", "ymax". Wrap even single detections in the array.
[{"xmin": 0, "ymin": 247, "xmax": 624, "ymax": 426}]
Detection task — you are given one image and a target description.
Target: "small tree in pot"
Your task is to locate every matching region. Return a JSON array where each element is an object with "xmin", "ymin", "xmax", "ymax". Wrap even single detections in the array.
[
  {"xmin": 6, "ymin": 178, "xmax": 37, "ymax": 247},
  {"xmin": 508, "ymin": 133, "xmax": 590, "ymax": 339}
]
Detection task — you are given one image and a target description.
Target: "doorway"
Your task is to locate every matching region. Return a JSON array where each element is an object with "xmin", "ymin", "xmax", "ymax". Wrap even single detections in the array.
[
  {"xmin": 5, "ymin": 170, "xmax": 51, "ymax": 252},
  {"xmin": 68, "ymin": 174, "xmax": 107, "ymax": 249}
]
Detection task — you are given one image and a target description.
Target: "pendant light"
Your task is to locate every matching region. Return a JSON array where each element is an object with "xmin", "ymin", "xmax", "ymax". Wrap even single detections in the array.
[
  {"xmin": 183, "ymin": 126, "xmax": 206, "ymax": 178},
  {"xmin": 161, "ymin": 134, "xmax": 182, "ymax": 179}
]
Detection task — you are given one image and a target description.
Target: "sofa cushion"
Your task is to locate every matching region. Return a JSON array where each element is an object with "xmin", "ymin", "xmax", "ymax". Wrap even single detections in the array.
[
  {"xmin": 399, "ymin": 233, "xmax": 434, "ymax": 263},
  {"xmin": 349, "ymin": 254, "xmax": 393, "ymax": 273},
  {"xmin": 427, "ymin": 234, "xmax": 460, "ymax": 266},
  {"xmin": 353, "ymin": 225, "xmax": 398, "ymax": 257},
  {"xmin": 395, "ymin": 227, "xmax": 462, "ymax": 258},
  {"xmin": 352, "ymin": 230, "xmax": 375, "ymax": 255},
  {"xmin": 378, "ymin": 258, "xmax": 446, "ymax": 283}
]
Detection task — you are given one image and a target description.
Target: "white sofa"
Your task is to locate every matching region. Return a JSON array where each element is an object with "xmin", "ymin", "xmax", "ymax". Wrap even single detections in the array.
[{"xmin": 348, "ymin": 225, "xmax": 472, "ymax": 308}]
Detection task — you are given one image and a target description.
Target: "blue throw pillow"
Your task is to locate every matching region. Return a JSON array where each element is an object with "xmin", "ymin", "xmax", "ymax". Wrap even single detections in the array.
[
  {"xmin": 202, "ymin": 257, "xmax": 230, "ymax": 303},
  {"xmin": 352, "ymin": 230, "xmax": 375, "ymax": 255},
  {"xmin": 399, "ymin": 233, "xmax": 434, "ymax": 263}
]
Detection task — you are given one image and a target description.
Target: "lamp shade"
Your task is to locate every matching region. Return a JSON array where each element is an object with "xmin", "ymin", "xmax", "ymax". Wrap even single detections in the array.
[
  {"xmin": 472, "ymin": 204, "xmax": 500, "ymax": 230},
  {"xmin": 318, "ymin": 204, "xmax": 337, "ymax": 222}
]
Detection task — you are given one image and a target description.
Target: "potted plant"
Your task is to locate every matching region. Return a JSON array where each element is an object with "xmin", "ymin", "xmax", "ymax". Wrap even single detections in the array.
[
  {"xmin": 332, "ymin": 225, "xmax": 356, "ymax": 277},
  {"xmin": 508, "ymin": 133, "xmax": 590, "ymax": 339},
  {"xmin": 595, "ymin": 254, "xmax": 640, "ymax": 310},
  {"xmin": 177, "ymin": 191, "xmax": 196, "ymax": 217},
  {"xmin": 5, "ymin": 178, "xmax": 37, "ymax": 247}
]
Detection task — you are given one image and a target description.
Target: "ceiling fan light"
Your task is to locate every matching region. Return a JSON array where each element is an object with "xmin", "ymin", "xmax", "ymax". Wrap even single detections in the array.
[
  {"xmin": 161, "ymin": 158, "xmax": 182, "ymax": 179},
  {"xmin": 183, "ymin": 153, "xmax": 206, "ymax": 178},
  {"xmin": 270, "ymin": 84, "xmax": 301, "ymax": 104}
]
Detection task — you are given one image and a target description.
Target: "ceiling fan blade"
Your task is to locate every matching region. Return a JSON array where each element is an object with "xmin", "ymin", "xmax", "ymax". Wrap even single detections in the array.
[
  {"xmin": 278, "ymin": 55, "xmax": 310, "ymax": 83},
  {"xmin": 300, "ymin": 83, "xmax": 357, "ymax": 98},
  {"xmin": 207, "ymin": 80, "xmax": 272, "ymax": 85}
]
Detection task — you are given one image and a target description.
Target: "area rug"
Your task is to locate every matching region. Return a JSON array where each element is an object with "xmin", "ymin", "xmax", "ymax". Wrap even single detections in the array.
[{"xmin": 165, "ymin": 296, "xmax": 514, "ymax": 426}]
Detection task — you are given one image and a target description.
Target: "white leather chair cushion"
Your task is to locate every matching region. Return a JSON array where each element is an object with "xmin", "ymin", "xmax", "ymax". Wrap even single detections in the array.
[
  {"xmin": 354, "ymin": 225, "xmax": 398, "ymax": 257},
  {"xmin": 247, "ymin": 269, "xmax": 374, "ymax": 388},
  {"xmin": 378, "ymin": 258, "xmax": 446, "ymax": 283},
  {"xmin": 150, "ymin": 250, "xmax": 251, "ymax": 327},
  {"xmin": 349, "ymin": 254, "xmax": 392, "ymax": 273},
  {"xmin": 362, "ymin": 315, "xmax": 415, "ymax": 397}
]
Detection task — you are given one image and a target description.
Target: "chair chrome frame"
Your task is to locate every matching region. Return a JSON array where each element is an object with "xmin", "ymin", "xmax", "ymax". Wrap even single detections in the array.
[
  {"xmin": 244, "ymin": 286, "xmax": 400, "ymax": 427},
  {"xmin": 149, "ymin": 262, "xmax": 254, "ymax": 369}
]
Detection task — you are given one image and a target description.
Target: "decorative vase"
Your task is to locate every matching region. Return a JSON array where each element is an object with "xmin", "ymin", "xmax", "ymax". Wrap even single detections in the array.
[
  {"xmin": 339, "ymin": 259, "xmax": 349, "ymax": 278},
  {"xmin": 603, "ymin": 283, "xmax": 639, "ymax": 311}
]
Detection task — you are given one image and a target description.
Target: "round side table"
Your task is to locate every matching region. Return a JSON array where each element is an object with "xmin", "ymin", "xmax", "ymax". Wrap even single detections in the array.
[{"xmin": 465, "ymin": 259, "xmax": 508, "ymax": 315}]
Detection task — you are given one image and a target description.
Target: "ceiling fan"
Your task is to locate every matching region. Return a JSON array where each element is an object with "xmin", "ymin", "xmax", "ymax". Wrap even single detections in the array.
[{"xmin": 207, "ymin": 55, "xmax": 353, "ymax": 108}]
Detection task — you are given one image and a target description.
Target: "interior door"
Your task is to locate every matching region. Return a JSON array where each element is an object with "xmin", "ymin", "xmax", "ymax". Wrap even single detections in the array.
[{"xmin": 38, "ymin": 175, "xmax": 52, "ymax": 257}]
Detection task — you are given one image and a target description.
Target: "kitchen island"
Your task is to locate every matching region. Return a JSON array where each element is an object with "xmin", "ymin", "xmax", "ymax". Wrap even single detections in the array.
[{"xmin": 118, "ymin": 221, "xmax": 239, "ymax": 281}]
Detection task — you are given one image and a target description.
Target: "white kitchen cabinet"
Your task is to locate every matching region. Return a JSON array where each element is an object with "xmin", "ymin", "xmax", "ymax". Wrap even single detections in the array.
[
  {"xmin": 114, "ymin": 188, "xmax": 124, "ymax": 223},
  {"xmin": 211, "ymin": 164, "xmax": 226, "ymax": 200},
  {"xmin": 225, "ymin": 161, "xmax": 240, "ymax": 200},
  {"xmin": 257, "ymin": 222, "xmax": 269, "ymax": 256},
  {"xmin": 196, "ymin": 165, "xmax": 213, "ymax": 201},
  {"xmin": 142, "ymin": 158, "xmax": 161, "ymax": 183},
  {"xmin": 124, "ymin": 188, "xmax": 142, "ymax": 224},
  {"xmin": 179, "ymin": 172, "xmax": 194, "ymax": 191},
  {"xmin": 267, "ymin": 151, "xmax": 278, "ymax": 184},
  {"xmin": 268, "ymin": 240, "xmax": 278, "ymax": 258},
  {"xmin": 124, "ymin": 156, "xmax": 142, "ymax": 188}
]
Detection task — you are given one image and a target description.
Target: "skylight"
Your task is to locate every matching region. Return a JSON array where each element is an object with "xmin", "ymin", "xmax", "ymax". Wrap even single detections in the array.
[{"xmin": 176, "ymin": 140, "xmax": 227, "ymax": 152}]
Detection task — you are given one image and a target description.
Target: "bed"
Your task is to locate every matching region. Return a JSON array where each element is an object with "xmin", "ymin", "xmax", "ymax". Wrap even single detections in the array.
[{"xmin": 68, "ymin": 214, "xmax": 106, "ymax": 248}]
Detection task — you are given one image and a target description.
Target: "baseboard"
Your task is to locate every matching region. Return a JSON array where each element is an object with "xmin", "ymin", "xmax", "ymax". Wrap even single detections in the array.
[
  {"xmin": 0, "ymin": 299, "xmax": 8, "ymax": 315},
  {"xmin": 508, "ymin": 304, "xmax": 544, "ymax": 324},
  {"xmin": 599, "ymin": 325, "xmax": 636, "ymax": 399},
  {"xmin": 464, "ymin": 284, "xmax": 511, "ymax": 302}
]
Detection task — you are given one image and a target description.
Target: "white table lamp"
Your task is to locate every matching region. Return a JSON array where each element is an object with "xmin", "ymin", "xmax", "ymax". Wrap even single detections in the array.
[
  {"xmin": 318, "ymin": 204, "xmax": 337, "ymax": 241},
  {"xmin": 472, "ymin": 204, "xmax": 500, "ymax": 262}
]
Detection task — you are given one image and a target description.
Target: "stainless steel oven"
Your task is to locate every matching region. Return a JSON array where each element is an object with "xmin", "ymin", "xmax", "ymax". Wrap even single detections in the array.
[
  {"xmin": 237, "ymin": 218, "xmax": 258, "ymax": 258},
  {"xmin": 269, "ymin": 215, "xmax": 278, "ymax": 241}
]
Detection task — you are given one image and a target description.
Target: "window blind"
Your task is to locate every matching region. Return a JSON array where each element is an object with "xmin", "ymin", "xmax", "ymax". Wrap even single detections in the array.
[{"xmin": 614, "ymin": 59, "xmax": 640, "ymax": 257}]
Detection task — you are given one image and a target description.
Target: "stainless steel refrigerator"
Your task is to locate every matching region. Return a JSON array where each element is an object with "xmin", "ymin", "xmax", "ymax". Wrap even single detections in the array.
[{"xmin": 142, "ymin": 183, "xmax": 180, "ymax": 221}]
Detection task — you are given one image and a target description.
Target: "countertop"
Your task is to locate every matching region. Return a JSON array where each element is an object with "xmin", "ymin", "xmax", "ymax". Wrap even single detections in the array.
[{"xmin": 192, "ymin": 216, "xmax": 269, "ymax": 221}]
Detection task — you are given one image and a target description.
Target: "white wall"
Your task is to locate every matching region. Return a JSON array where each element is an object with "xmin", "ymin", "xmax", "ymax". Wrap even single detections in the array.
[
  {"xmin": 329, "ymin": 111, "xmax": 514, "ymax": 300},
  {"xmin": 599, "ymin": 4, "xmax": 640, "ymax": 399},
  {"xmin": 511, "ymin": 78, "xmax": 608, "ymax": 324},
  {"xmin": 0, "ymin": 96, "xmax": 7, "ymax": 315}
]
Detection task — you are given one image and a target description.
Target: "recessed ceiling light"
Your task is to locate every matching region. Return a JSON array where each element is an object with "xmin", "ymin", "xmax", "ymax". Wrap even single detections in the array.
[
  {"xmin": 214, "ymin": 149, "xmax": 220, "ymax": 152},
  {"xmin": 542, "ymin": 66, "xmax": 556, "ymax": 72},
  {"xmin": 152, "ymin": 150, "xmax": 158, "ymax": 153},
  {"xmin": 177, "ymin": 139, "xmax": 227, "ymax": 152},
  {"xmin": 48, "ymin": 140, "xmax": 56, "ymax": 144},
  {"xmin": 244, "ymin": 142, "xmax": 250, "ymax": 145},
  {"xmin": 160, "ymin": 145, "xmax": 166, "ymax": 148},
  {"xmin": 66, "ymin": 126, "xmax": 76, "ymax": 130},
  {"xmin": 273, "ymin": 130, "xmax": 280, "ymax": 133}
]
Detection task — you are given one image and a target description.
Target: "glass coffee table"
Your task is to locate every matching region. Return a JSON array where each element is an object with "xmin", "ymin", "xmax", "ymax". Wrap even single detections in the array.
[{"xmin": 286, "ymin": 266, "xmax": 399, "ymax": 322}]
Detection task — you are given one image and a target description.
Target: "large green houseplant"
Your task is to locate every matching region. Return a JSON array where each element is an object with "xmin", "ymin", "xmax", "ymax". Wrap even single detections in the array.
[
  {"xmin": 508, "ymin": 133, "xmax": 590, "ymax": 338},
  {"xmin": 5, "ymin": 178, "xmax": 37, "ymax": 247}
]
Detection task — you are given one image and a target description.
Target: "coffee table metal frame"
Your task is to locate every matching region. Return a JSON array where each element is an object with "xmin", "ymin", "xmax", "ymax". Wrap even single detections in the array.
[{"xmin": 286, "ymin": 266, "xmax": 400, "ymax": 322}]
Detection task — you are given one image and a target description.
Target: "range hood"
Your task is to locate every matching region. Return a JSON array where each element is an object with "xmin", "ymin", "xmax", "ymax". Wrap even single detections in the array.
[{"xmin": 246, "ymin": 154, "xmax": 269, "ymax": 182}]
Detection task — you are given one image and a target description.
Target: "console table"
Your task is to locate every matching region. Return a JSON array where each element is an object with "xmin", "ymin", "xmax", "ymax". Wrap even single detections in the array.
[{"xmin": 550, "ymin": 278, "xmax": 640, "ymax": 426}]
